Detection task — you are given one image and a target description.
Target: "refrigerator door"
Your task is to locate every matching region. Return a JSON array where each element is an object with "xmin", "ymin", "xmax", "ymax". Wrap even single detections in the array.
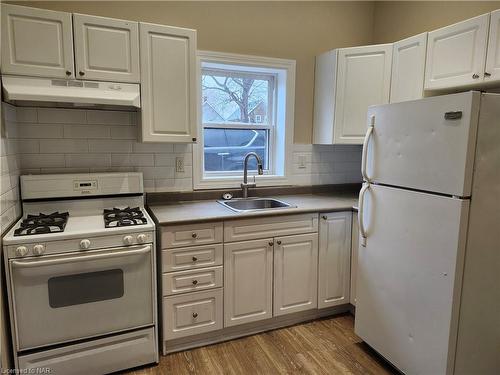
[
  {"xmin": 355, "ymin": 184, "xmax": 469, "ymax": 375},
  {"xmin": 364, "ymin": 91, "xmax": 480, "ymax": 197}
]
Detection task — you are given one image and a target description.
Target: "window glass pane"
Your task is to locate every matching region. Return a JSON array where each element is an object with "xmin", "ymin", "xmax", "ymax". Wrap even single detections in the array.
[
  {"xmin": 204, "ymin": 128, "xmax": 269, "ymax": 172},
  {"xmin": 202, "ymin": 70, "xmax": 272, "ymax": 124},
  {"xmin": 48, "ymin": 269, "xmax": 124, "ymax": 308}
]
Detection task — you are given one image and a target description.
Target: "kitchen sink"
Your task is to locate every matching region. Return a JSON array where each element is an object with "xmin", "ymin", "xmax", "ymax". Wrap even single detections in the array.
[{"xmin": 217, "ymin": 198, "xmax": 295, "ymax": 213}]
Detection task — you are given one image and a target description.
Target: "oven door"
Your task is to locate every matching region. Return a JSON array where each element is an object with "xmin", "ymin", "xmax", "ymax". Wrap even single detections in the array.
[{"xmin": 9, "ymin": 244, "xmax": 154, "ymax": 351}]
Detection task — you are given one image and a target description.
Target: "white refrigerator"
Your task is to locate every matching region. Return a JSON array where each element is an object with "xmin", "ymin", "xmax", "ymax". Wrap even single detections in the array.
[{"xmin": 355, "ymin": 91, "xmax": 500, "ymax": 375}]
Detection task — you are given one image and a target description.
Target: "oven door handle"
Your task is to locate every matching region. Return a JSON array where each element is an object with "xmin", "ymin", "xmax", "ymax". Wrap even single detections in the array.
[{"xmin": 11, "ymin": 245, "xmax": 152, "ymax": 269}]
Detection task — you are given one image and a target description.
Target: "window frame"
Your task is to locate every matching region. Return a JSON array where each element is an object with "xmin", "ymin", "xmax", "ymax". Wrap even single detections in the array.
[{"xmin": 193, "ymin": 50, "xmax": 296, "ymax": 190}]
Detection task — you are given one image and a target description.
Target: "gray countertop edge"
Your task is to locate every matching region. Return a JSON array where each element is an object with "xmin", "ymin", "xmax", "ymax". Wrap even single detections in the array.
[{"xmin": 147, "ymin": 193, "xmax": 359, "ymax": 226}]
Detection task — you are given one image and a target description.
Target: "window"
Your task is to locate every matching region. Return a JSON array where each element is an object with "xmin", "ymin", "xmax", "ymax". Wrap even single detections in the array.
[
  {"xmin": 194, "ymin": 51, "xmax": 295, "ymax": 189},
  {"xmin": 202, "ymin": 69, "xmax": 274, "ymax": 173}
]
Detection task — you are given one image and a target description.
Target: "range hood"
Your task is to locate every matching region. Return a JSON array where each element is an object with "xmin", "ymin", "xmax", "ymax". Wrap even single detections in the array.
[{"xmin": 1, "ymin": 76, "xmax": 141, "ymax": 109}]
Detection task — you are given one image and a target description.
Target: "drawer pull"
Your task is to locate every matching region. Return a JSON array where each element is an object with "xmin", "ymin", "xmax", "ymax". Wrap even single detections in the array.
[
  {"xmin": 268, "ymin": 241, "xmax": 273, "ymax": 246},
  {"xmin": 192, "ymin": 256, "xmax": 198, "ymax": 262},
  {"xmin": 191, "ymin": 233, "xmax": 197, "ymax": 238},
  {"xmin": 276, "ymin": 240, "xmax": 282, "ymax": 245},
  {"xmin": 192, "ymin": 312, "xmax": 198, "ymax": 318},
  {"xmin": 192, "ymin": 280, "xmax": 198, "ymax": 285},
  {"xmin": 322, "ymin": 215, "xmax": 328, "ymax": 220}
]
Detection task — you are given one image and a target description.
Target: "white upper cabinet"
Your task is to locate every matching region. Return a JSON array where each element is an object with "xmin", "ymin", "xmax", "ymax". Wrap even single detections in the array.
[
  {"xmin": 273, "ymin": 233, "xmax": 318, "ymax": 316},
  {"xmin": 425, "ymin": 13, "xmax": 489, "ymax": 90},
  {"xmin": 140, "ymin": 22, "xmax": 197, "ymax": 143},
  {"xmin": 317, "ymin": 212, "xmax": 352, "ymax": 309},
  {"xmin": 1, "ymin": 4, "xmax": 75, "ymax": 79},
  {"xmin": 73, "ymin": 14, "xmax": 140, "ymax": 83},
  {"xmin": 485, "ymin": 9, "xmax": 500, "ymax": 83},
  {"xmin": 390, "ymin": 33, "xmax": 427, "ymax": 103},
  {"xmin": 313, "ymin": 44, "xmax": 392, "ymax": 145}
]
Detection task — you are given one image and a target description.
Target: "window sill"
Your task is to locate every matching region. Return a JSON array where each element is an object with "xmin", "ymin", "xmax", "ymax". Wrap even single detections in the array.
[{"xmin": 193, "ymin": 174, "xmax": 291, "ymax": 190}]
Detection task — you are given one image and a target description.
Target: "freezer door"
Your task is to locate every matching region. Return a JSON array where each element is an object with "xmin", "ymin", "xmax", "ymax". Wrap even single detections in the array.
[
  {"xmin": 364, "ymin": 91, "xmax": 480, "ymax": 197},
  {"xmin": 355, "ymin": 184, "xmax": 469, "ymax": 375}
]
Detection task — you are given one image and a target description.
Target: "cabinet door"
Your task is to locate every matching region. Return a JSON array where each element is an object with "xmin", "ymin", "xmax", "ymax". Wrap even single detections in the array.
[
  {"xmin": 425, "ymin": 14, "xmax": 489, "ymax": 90},
  {"xmin": 485, "ymin": 9, "xmax": 500, "ymax": 83},
  {"xmin": 139, "ymin": 22, "xmax": 197, "ymax": 143},
  {"xmin": 73, "ymin": 14, "xmax": 140, "ymax": 83},
  {"xmin": 274, "ymin": 233, "xmax": 318, "ymax": 316},
  {"xmin": 318, "ymin": 212, "xmax": 352, "ymax": 309},
  {"xmin": 390, "ymin": 33, "xmax": 427, "ymax": 103},
  {"xmin": 1, "ymin": 4, "xmax": 74, "ymax": 78},
  {"xmin": 350, "ymin": 212, "xmax": 359, "ymax": 306},
  {"xmin": 224, "ymin": 239, "xmax": 273, "ymax": 327},
  {"xmin": 334, "ymin": 44, "xmax": 392, "ymax": 144},
  {"xmin": 313, "ymin": 50, "xmax": 337, "ymax": 144}
]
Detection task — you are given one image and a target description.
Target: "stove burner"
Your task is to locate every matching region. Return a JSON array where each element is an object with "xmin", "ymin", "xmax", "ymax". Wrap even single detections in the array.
[
  {"xmin": 14, "ymin": 212, "xmax": 69, "ymax": 236},
  {"xmin": 103, "ymin": 207, "xmax": 147, "ymax": 228}
]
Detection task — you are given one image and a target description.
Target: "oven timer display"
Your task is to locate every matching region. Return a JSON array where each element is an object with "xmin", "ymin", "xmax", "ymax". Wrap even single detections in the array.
[{"xmin": 73, "ymin": 180, "xmax": 98, "ymax": 193}]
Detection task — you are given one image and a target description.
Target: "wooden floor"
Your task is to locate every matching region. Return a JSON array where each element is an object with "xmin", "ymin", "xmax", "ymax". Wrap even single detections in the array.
[{"xmin": 125, "ymin": 314, "xmax": 398, "ymax": 375}]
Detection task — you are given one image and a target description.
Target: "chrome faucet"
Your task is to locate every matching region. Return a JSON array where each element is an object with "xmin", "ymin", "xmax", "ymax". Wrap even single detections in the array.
[{"xmin": 241, "ymin": 152, "xmax": 263, "ymax": 198}]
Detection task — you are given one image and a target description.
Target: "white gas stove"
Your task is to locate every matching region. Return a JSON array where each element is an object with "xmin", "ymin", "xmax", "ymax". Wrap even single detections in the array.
[{"xmin": 2, "ymin": 172, "xmax": 158, "ymax": 374}]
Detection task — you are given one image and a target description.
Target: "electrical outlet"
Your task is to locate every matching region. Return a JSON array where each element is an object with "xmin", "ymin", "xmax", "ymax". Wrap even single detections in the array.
[
  {"xmin": 298, "ymin": 155, "xmax": 307, "ymax": 169},
  {"xmin": 175, "ymin": 157, "xmax": 185, "ymax": 173}
]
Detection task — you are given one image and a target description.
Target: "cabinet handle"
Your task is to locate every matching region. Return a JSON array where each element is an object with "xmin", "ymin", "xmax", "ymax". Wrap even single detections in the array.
[
  {"xmin": 191, "ymin": 232, "xmax": 197, "ymax": 238},
  {"xmin": 268, "ymin": 241, "xmax": 273, "ymax": 246},
  {"xmin": 472, "ymin": 73, "xmax": 480, "ymax": 79},
  {"xmin": 276, "ymin": 240, "xmax": 282, "ymax": 245},
  {"xmin": 192, "ymin": 256, "xmax": 198, "ymax": 262},
  {"xmin": 192, "ymin": 312, "xmax": 198, "ymax": 318},
  {"xmin": 485, "ymin": 72, "xmax": 492, "ymax": 77},
  {"xmin": 192, "ymin": 280, "xmax": 198, "ymax": 285},
  {"xmin": 192, "ymin": 137, "xmax": 197, "ymax": 142},
  {"xmin": 322, "ymin": 215, "xmax": 328, "ymax": 220},
  {"xmin": 65, "ymin": 71, "xmax": 72, "ymax": 76},
  {"xmin": 79, "ymin": 71, "xmax": 85, "ymax": 76}
]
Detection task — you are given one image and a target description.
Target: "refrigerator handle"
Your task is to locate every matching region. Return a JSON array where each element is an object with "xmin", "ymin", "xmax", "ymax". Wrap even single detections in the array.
[
  {"xmin": 361, "ymin": 115, "xmax": 375, "ymax": 182},
  {"xmin": 358, "ymin": 182, "xmax": 370, "ymax": 247}
]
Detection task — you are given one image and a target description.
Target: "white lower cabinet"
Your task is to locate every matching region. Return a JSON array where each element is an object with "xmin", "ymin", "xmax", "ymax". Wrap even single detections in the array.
[
  {"xmin": 317, "ymin": 212, "xmax": 352, "ymax": 308},
  {"xmin": 161, "ymin": 211, "xmax": 355, "ymax": 348},
  {"xmin": 224, "ymin": 239, "xmax": 273, "ymax": 327},
  {"xmin": 274, "ymin": 233, "xmax": 319, "ymax": 316},
  {"xmin": 163, "ymin": 289, "xmax": 223, "ymax": 340}
]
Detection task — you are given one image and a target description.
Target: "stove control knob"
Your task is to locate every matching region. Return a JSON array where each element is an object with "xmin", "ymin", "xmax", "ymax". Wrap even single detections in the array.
[
  {"xmin": 123, "ymin": 235, "xmax": 134, "ymax": 245},
  {"xmin": 137, "ymin": 234, "xmax": 147, "ymax": 243},
  {"xmin": 16, "ymin": 246, "xmax": 29, "ymax": 257},
  {"xmin": 80, "ymin": 239, "xmax": 91, "ymax": 250},
  {"xmin": 33, "ymin": 244, "xmax": 45, "ymax": 256}
]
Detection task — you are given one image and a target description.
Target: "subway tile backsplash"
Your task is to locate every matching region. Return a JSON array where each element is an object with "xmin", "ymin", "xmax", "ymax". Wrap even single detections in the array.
[
  {"xmin": 3, "ymin": 106, "xmax": 362, "ymax": 195},
  {"xmin": 1, "ymin": 103, "xmax": 21, "ymax": 234}
]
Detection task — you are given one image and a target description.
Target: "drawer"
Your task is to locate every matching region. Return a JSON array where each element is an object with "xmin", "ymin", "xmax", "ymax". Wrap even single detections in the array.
[
  {"xmin": 162, "ymin": 243, "xmax": 223, "ymax": 272},
  {"xmin": 163, "ymin": 288, "xmax": 223, "ymax": 340},
  {"xmin": 224, "ymin": 213, "xmax": 319, "ymax": 242},
  {"xmin": 162, "ymin": 222, "xmax": 223, "ymax": 249},
  {"xmin": 18, "ymin": 327, "xmax": 156, "ymax": 374},
  {"xmin": 162, "ymin": 266, "xmax": 223, "ymax": 296}
]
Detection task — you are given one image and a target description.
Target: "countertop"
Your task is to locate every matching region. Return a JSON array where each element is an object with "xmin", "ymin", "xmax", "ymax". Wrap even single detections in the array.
[{"xmin": 147, "ymin": 192, "xmax": 358, "ymax": 225}]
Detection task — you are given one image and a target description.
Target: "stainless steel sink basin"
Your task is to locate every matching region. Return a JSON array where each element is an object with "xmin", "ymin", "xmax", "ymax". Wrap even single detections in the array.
[{"xmin": 217, "ymin": 198, "xmax": 295, "ymax": 213}]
